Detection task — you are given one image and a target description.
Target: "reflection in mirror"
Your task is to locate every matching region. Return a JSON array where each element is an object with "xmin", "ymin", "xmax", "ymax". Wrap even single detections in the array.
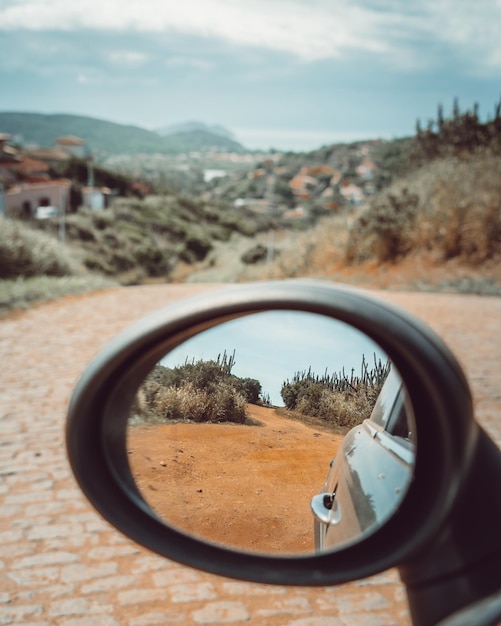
[{"xmin": 126, "ymin": 311, "xmax": 415, "ymax": 556}]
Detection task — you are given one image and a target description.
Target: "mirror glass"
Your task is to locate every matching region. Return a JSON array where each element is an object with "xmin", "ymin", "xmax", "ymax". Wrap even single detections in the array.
[{"xmin": 126, "ymin": 311, "xmax": 416, "ymax": 555}]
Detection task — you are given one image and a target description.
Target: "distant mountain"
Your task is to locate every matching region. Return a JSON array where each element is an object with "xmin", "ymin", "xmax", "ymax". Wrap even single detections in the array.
[
  {"xmin": 0, "ymin": 112, "xmax": 245, "ymax": 156},
  {"xmin": 157, "ymin": 121, "xmax": 236, "ymax": 140}
]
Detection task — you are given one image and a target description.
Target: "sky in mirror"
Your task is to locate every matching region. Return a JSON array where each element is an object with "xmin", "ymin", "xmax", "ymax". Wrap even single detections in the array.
[
  {"xmin": 160, "ymin": 311, "xmax": 387, "ymax": 405},
  {"xmin": 1, "ymin": 0, "xmax": 500, "ymax": 150}
]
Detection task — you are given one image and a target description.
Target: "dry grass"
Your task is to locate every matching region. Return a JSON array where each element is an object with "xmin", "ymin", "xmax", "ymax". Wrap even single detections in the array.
[
  {"xmin": 150, "ymin": 381, "xmax": 248, "ymax": 424},
  {"xmin": 347, "ymin": 154, "xmax": 501, "ymax": 267},
  {"xmin": 0, "ymin": 275, "xmax": 117, "ymax": 317},
  {"xmin": 0, "ymin": 218, "xmax": 81, "ymax": 279}
]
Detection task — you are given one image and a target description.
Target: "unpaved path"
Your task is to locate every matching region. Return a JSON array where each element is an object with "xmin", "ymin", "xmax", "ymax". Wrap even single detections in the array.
[
  {"xmin": 1, "ymin": 283, "xmax": 500, "ymax": 626},
  {"xmin": 128, "ymin": 404, "xmax": 343, "ymax": 554}
]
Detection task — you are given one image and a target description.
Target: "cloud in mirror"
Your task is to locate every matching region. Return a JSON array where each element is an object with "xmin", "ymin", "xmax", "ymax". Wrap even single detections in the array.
[{"xmin": 126, "ymin": 311, "xmax": 415, "ymax": 556}]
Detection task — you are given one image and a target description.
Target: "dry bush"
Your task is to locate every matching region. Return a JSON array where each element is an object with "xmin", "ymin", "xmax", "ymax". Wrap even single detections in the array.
[
  {"xmin": 317, "ymin": 386, "xmax": 380, "ymax": 429},
  {"xmin": 0, "ymin": 218, "xmax": 80, "ymax": 279},
  {"xmin": 154, "ymin": 382, "xmax": 210, "ymax": 422},
  {"xmin": 135, "ymin": 359, "xmax": 250, "ymax": 425},
  {"xmin": 347, "ymin": 153, "xmax": 501, "ymax": 265},
  {"xmin": 281, "ymin": 357, "xmax": 389, "ymax": 430},
  {"xmin": 0, "ymin": 274, "xmax": 116, "ymax": 317},
  {"xmin": 152, "ymin": 381, "xmax": 248, "ymax": 424}
]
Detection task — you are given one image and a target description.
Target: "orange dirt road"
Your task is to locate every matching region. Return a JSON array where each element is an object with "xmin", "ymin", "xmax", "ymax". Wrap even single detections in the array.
[{"xmin": 128, "ymin": 404, "xmax": 343, "ymax": 555}]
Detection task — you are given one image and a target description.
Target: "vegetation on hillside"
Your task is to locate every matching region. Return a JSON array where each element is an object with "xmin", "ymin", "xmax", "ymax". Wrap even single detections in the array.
[
  {"xmin": 413, "ymin": 98, "xmax": 501, "ymax": 161},
  {"xmin": 30, "ymin": 194, "xmax": 273, "ymax": 284},
  {"xmin": 345, "ymin": 100, "xmax": 501, "ymax": 267},
  {"xmin": 2, "ymin": 98, "xmax": 500, "ymax": 312},
  {"xmin": 0, "ymin": 112, "xmax": 243, "ymax": 157},
  {"xmin": 281, "ymin": 355, "xmax": 390, "ymax": 430},
  {"xmin": 0, "ymin": 219, "xmax": 79, "ymax": 279},
  {"xmin": 346, "ymin": 155, "xmax": 501, "ymax": 265},
  {"xmin": 131, "ymin": 350, "xmax": 390, "ymax": 430},
  {"xmin": 0, "ymin": 219, "xmax": 117, "ymax": 315},
  {"xmin": 133, "ymin": 351, "xmax": 263, "ymax": 425}
]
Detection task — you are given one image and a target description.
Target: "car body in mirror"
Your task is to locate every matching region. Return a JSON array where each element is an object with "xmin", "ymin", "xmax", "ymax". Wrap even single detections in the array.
[{"xmin": 312, "ymin": 368, "xmax": 415, "ymax": 551}]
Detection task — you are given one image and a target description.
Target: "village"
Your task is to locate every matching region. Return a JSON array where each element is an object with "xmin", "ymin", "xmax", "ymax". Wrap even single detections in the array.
[
  {"xmin": 0, "ymin": 127, "xmax": 382, "ymax": 227},
  {"xmin": 0, "ymin": 133, "xmax": 118, "ymax": 220}
]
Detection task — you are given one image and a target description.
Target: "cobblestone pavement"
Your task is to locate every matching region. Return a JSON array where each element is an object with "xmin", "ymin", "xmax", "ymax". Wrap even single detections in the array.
[{"xmin": 1, "ymin": 284, "xmax": 500, "ymax": 626}]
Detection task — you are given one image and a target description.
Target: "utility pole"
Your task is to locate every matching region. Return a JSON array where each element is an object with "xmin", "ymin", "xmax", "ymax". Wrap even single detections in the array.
[{"xmin": 58, "ymin": 184, "xmax": 66, "ymax": 243}]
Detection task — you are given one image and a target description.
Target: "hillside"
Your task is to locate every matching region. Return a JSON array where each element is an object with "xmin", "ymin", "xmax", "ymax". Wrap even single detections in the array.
[
  {"xmin": 1, "ymin": 99, "xmax": 500, "ymax": 316},
  {"xmin": 156, "ymin": 121, "xmax": 236, "ymax": 140},
  {"xmin": 0, "ymin": 112, "xmax": 244, "ymax": 156}
]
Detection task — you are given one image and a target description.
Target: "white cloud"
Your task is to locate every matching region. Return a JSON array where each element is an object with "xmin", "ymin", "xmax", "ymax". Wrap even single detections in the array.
[
  {"xmin": 164, "ymin": 56, "xmax": 214, "ymax": 71},
  {"xmin": 108, "ymin": 51, "xmax": 150, "ymax": 66},
  {"xmin": 0, "ymin": 0, "xmax": 500, "ymax": 71},
  {"xmin": 0, "ymin": 0, "xmax": 399, "ymax": 61}
]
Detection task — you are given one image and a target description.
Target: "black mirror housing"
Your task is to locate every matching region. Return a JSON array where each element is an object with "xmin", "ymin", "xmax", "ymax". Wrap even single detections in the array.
[{"xmin": 66, "ymin": 281, "xmax": 501, "ymax": 625}]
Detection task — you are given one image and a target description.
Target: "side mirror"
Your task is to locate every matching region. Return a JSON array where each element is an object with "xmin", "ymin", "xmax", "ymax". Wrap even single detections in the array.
[{"xmin": 66, "ymin": 281, "xmax": 501, "ymax": 626}]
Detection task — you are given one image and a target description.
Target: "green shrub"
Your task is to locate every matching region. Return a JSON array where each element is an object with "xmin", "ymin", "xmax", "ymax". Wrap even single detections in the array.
[
  {"xmin": 65, "ymin": 215, "xmax": 97, "ymax": 242},
  {"xmin": 133, "ymin": 244, "xmax": 174, "ymax": 277},
  {"xmin": 241, "ymin": 244, "xmax": 268, "ymax": 264},
  {"xmin": 134, "ymin": 352, "xmax": 260, "ymax": 425},
  {"xmin": 231, "ymin": 377, "xmax": 262, "ymax": 404},
  {"xmin": 0, "ymin": 275, "xmax": 117, "ymax": 316},
  {"xmin": 83, "ymin": 254, "xmax": 114, "ymax": 275},
  {"xmin": 0, "ymin": 219, "xmax": 78, "ymax": 279},
  {"xmin": 92, "ymin": 212, "xmax": 114, "ymax": 230},
  {"xmin": 346, "ymin": 188, "xmax": 419, "ymax": 263},
  {"xmin": 110, "ymin": 250, "xmax": 137, "ymax": 273},
  {"xmin": 281, "ymin": 357, "xmax": 390, "ymax": 430},
  {"xmin": 152, "ymin": 381, "xmax": 248, "ymax": 424},
  {"xmin": 180, "ymin": 235, "xmax": 212, "ymax": 263}
]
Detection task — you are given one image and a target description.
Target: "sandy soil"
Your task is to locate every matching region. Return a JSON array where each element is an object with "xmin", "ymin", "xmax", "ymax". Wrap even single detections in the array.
[{"xmin": 127, "ymin": 404, "xmax": 343, "ymax": 555}]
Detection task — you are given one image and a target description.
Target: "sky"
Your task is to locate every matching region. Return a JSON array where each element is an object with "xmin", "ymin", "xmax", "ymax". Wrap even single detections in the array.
[
  {"xmin": 160, "ymin": 311, "xmax": 387, "ymax": 406},
  {"xmin": 1, "ymin": 0, "xmax": 500, "ymax": 151}
]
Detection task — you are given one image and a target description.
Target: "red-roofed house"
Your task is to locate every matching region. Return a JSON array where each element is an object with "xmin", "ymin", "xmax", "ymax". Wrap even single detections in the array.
[{"xmin": 4, "ymin": 180, "xmax": 70, "ymax": 219}]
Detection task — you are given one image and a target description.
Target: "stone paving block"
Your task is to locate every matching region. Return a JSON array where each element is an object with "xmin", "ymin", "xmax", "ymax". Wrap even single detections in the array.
[
  {"xmin": 17, "ymin": 584, "xmax": 75, "ymax": 601},
  {"xmin": 58, "ymin": 617, "xmax": 121, "ymax": 626},
  {"xmin": 80, "ymin": 574, "xmax": 138, "ymax": 594},
  {"xmin": 221, "ymin": 582, "xmax": 287, "ymax": 596},
  {"xmin": 339, "ymin": 614, "xmax": 397, "ymax": 626},
  {"xmin": 117, "ymin": 588, "xmax": 169, "ymax": 605},
  {"xmin": 13, "ymin": 551, "xmax": 79, "ymax": 569},
  {"xmin": 255, "ymin": 596, "xmax": 312, "ymax": 617},
  {"xmin": 0, "ymin": 529, "xmax": 23, "ymax": 543},
  {"xmin": 285, "ymin": 615, "xmax": 345, "ymax": 626},
  {"xmin": 0, "ymin": 505, "xmax": 21, "ymax": 518},
  {"xmin": 87, "ymin": 545, "xmax": 141, "ymax": 561},
  {"xmin": 0, "ymin": 542, "xmax": 35, "ymax": 558},
  {"xmin": 60, "ymin": 563, "xmax": 118, "ymax": 584},
  {"xmin": 24, "ymin": 502, "xmax": 66, "ymax": 516},
  {"xmin": 192, "ymin": 601, "xmax": 250, "ymax": 624},
  {"xmin": 169, "ymin": 582, "xmax": 218, "ymax": 603},
  {"xmin": 26, "ymin": 523, "xmax": 84, "ymax": 540},
  {"xmin": 129, "ymin": 611, "xmax": 186, "ymax": 625},
  {"xmin": 49, "ymin": 597, "xmax": 115, "ymax": 617},
  {"xmin": 131, "ymin": 556, "xmax": 174, "ymax": 574},
  {"xmin": 153, "ymin": 568, "xmax": 201, "ymax": 587},
  {"xmin": 0, "ymin": 603, "xmax": 44, "ymax": 623},
  {"xmin": 5, "ymin": 472, "xmax": 51, "ymax": 486},
  {"xmin": 8, "ymin": 566, "xmax": 60, "ymax": 587},
  {"xmin": 5, "ymin": 491, "xmax": 52, "ymax": 505}
]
